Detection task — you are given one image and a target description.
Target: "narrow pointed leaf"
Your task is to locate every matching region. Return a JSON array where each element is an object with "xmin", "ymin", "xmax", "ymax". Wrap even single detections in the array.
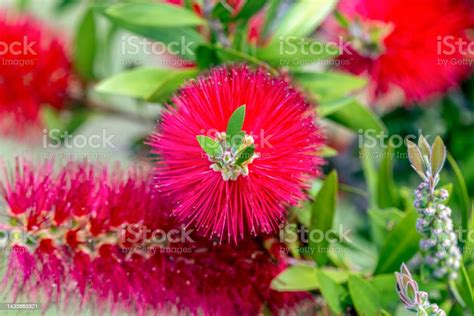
[
  {"xmin": 431, "ymin": 136, "xmax": 446, "ymax": 176},
  {"xmin": 309, "ymin": 171, "xmax": 338, "ymax": 265},
  {"xmin": 375, "ymin": 210, "xmax": 420, "ymax": 274},
  {"xmin": 418, "ymin": 135, "xmax": 430, "ymax": 160},
  {"xmin": 407, "ymin": 140, "xmax": 425, "ymax": 179},
  {"xmin": 226, "ymin": 105, "xmax": 246, "ymax": 138}
]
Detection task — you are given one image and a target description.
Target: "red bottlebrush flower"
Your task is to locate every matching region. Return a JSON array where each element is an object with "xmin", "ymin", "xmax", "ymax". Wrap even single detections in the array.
[
  {"xmin": 149, "ymin": 65, "xmax": 324, "ymax": 243},
  {"xmin": 0, "ymin": 11, "xmax": 71, "ymax": 135},
  {"xmin": 0, "ymin": 160, "xmax": 312, "ymax": 315},
  {"xmin": 331, "ymin": 0, "xmax": 474, "ymax": 103}
]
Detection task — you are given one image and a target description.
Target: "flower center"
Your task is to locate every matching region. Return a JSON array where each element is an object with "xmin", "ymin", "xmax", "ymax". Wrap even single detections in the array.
[
  {"xmin": 207, "ymin": 131, "xmax": 258, "ymax": 181},
  {"xmin": 347, "ymin": 17, "xmax": 393, "ymax": 58}
]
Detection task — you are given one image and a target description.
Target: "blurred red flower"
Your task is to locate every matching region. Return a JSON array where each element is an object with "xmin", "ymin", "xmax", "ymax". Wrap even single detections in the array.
[
  {"xmin": 331, "ymin": 0, "xmax": 474, "ymax": 103},
  {"xmin": 0, "ymin": 12, "xmax": 71, "ymax": 135},
  {"xmin": 0, "ymin": 160, "xmax": 312, "ymax": 315}
]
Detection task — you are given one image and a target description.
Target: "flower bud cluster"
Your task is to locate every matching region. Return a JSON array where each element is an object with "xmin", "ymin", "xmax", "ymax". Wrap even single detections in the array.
[{"xmin": 414, "ymin": 183, "xmax": 461, "ymax": 280}]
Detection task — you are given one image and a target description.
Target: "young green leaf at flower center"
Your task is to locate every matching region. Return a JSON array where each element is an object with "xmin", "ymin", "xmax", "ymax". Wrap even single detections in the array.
[{"xmin": 196, "ymin": 105, "xmax": 259, "ymax": 181}]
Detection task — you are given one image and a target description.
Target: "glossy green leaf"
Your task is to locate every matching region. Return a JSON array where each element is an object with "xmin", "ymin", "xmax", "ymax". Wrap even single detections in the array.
[
  {"xmin": 348, "ymin": 274, "xmax": 382, "ymax": 315},
  {"xmin": 376, "ymin": 144, "xmax": 400, "ymax": 209},
  {"xmin": 322, "ymin": 99, "xmax": 386, "ymax": 134},
  {"xmin": 234, "ymin": 0, "xmax": 266, "ymax": 21},
  {"xmin": 294, "ymin": 71, "xmax": 367, "ymax": 104},
  {"xmin": 309, "ymin": 170, "xmax": 338, "ymax": 265},
  {"xmin": 196, "ymin": 136, "xmax": 219, "ymax": 157},
  {"xmin": 226, "ymin": 105, "xmax": 246, "ymax": 138},
  {"xmin": 316, "ymin": 270, "xmax": 344, "ymax": 314},
  {"xmin": 105, "ymin": 2, "xmax": 204, "ymax": 28},
  {"xmin": 271, "ymin": 265, "xmax": 319, "ymax": 292},
  {"xmin": 375, "ymin": 210, "xmax": 421, "ymax": 274},
  {"xmin": 103, "ymin": 4, "xmax": 204, "ymax": 60},
  {"xmin": 74, "ymin": 7, "xmax": 97, "ymax": 79},
  {"xmin": 370, "ymin": 274, "xmax": 399, "ymax": 312},
  {"xmin": 95, "ymin": 67, "xmax": 198, "ymax": 102},
  {"xmin": 360, "ymin": 146, "xmax": 378, "ymax": 208},
  {"xmin": 459, "ymin": 262, "xmax": 474, "ymax": 314},
  {"xmin": 273, "ymin": 0, "xmax": 337, "ymax": 38},
  {"xmin": 369, "ymin": 208, "xmax": 404, "ymax": 249},
  {"xmin": 447, "ymin": 154, "xmax": 470, "ymax": 249}
]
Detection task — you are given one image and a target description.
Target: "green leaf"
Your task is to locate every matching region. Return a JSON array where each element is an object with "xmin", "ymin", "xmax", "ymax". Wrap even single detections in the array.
[
  {"xmin": 369, "ymin": 208, "xmax": 404, "ymax": 250},
  {"xmin": 273, "ymin": 0, "xmax": 337, "ymax": 38},
  {"xmin": 233, "ymin": 0, "xmax": 266, "ymax": 21},
  {"xmin": 105, "ymin": 2, "xmax": 204, "ymax": 28},
  {"xmin": 431, "ymin": 136, "xmax": 446, "ymax": 176},
  {"xmin": 226, "ymin": 105, "xmax": 246, "ymax": 138},
  {"xmin": 74, "ymin": 7, "xmax": 97, "ymax": 79},
  {"xmin": 376, "ymin": 144, "xmax": 400, "ymax": 209},
  {"xmin": 257, "ymin": 38, "xmax": 339, "ymax": 68},
  {"xmin": 348, "ymin": 274, "xmax": 382, "ymax": 315},
  {"xmin": 195, "ymin": 45, "xmax": 220, "ymax": 69},
  {"xmin": 103, "ymin": 4, "xmax": 204, "ymax": 60},
  {"xmin": 95, "ymin": 67, "xmax": 198, "ymax": 102},
  {"xmin": 418, "ymin": 135, "xmax": 431, "ymax": 160},
  {"xmin": 447, "ymin": 154, "xmax": 470, "ymax": 250},
  {"xmin": 294, "ymin": 71, "xmax": 367, "ymax": 104},
  {"xmin": 459, "ymin": 262, "xmax": 474, "ymax": 314},
  {"xmin": 316, "ymin": 270, "xmax": 344, "ymax": 314},
  {"xmin": 374, "ymin": 210, "xmax": 421, "ymax": 274},
  {"xmin": 370, "ymin": 274, "xmax": 400, "ymax": 312},
  {"xmin": 360, "ymin": 146, "xmax": 378, "ymax": 208},
  {"xmin": 211, "ymin": 2, "xmax": 233, "ymax": 22},
  {"xmin": 271, "ymin": 265, "xmax": 319, "ymax": 292},
  {"xmin": 236, "ymin": 145, "xmax": 255, "ymax": 165},
  {"xmin": 208, "ymin": 44, "xmax": 275, "ymax": 70},
  {"xmin": 407, "ymin": 140, "xmax": 426, "ymax": 179},
  {"xmin": 309, "ymin": 170, "xmax": 338, "ymax": 265},
  {"xmin": 322, "ymin": 99, "xmax": 386, "ymax": 134},
  {"xmin": 196, "ymin": 135, "xmax": 219, "ymax": 157}
]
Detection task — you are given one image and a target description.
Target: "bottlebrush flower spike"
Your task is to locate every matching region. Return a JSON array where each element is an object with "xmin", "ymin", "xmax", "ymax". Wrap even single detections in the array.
[
  {"xmin": 0, "ymin": 11, "xmax": 71, "ymax": 136},
  {"xmin": 330, "ymin": 0, "xmax": 474, "ymax": 103},
  {"xmin": 407, "ymin": 136, "xmax": 461, "ymax": 280},
  {"xmin": 149, "ymin": 65, "xmax": 325, "ymax": 243},
  {"xmin": 396, "ymin": 263, "xmax": 446, "ymax": 315},
  {"xmin": 0, "ymin": 159, "xmax": 312, "ymax": 314}
]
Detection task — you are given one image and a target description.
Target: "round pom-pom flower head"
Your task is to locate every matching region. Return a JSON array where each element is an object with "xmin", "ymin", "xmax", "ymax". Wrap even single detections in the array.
[{"xmin": 150, "ymin": 66, "xmax": 324, "ymax": 243}]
